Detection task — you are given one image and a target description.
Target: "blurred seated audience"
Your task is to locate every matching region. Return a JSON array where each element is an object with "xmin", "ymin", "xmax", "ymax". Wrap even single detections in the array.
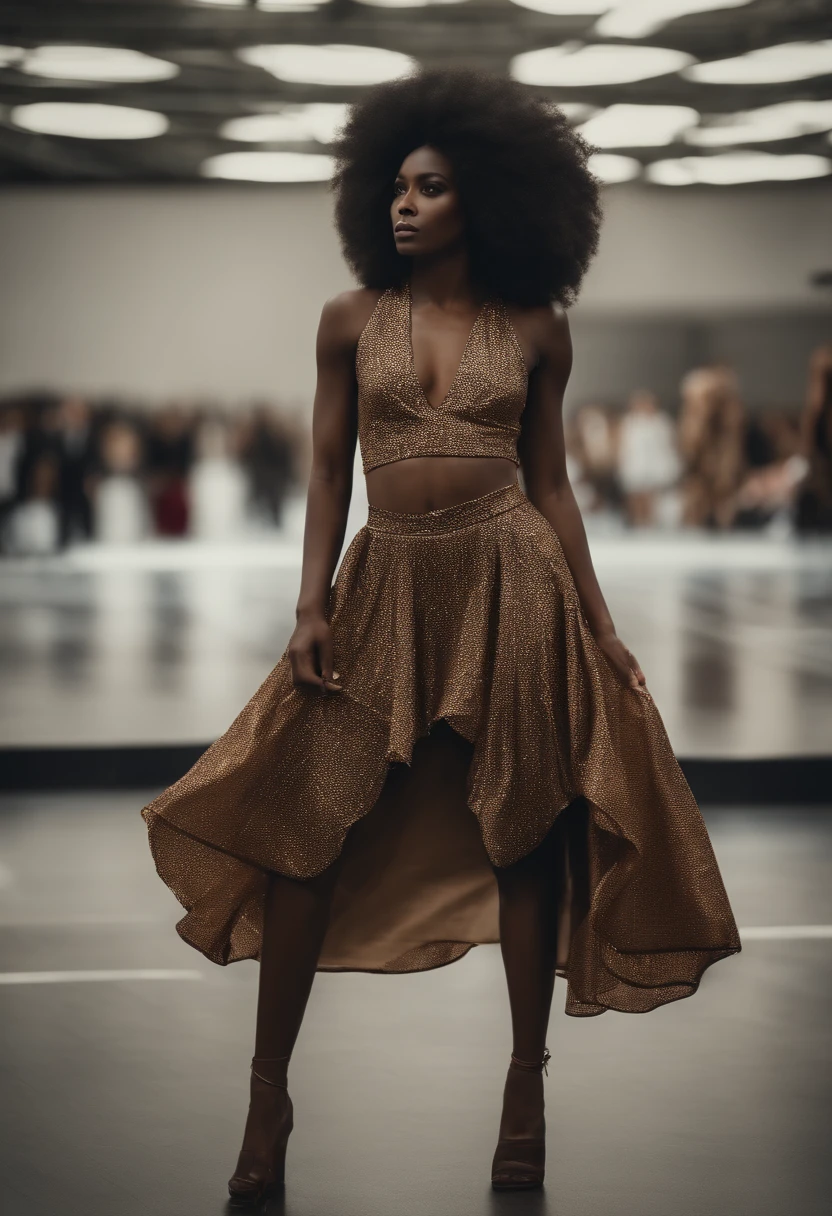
[{"xmin": 1, "ymin": 350, "xmax": 829, "ymax": 554}]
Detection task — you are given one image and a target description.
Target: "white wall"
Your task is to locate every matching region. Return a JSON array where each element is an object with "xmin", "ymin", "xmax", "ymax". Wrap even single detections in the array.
[{"xmin": 0, "ymin": 181, "xmax": 830, "ymax": 408}]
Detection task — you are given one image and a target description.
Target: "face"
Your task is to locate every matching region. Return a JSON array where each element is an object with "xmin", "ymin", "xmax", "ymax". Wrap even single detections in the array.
[{"xmin": 391, "ymin": 145, "xmax": 466, "ymax": 258}]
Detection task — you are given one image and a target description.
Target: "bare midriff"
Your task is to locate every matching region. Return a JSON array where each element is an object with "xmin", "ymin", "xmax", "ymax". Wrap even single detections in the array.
[{"xmin": 365, "ymin": 455, "xmax": 519, "ymax": 514}]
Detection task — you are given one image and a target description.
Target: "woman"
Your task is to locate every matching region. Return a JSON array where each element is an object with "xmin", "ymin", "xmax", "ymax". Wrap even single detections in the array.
[{"xmin": 141, "ymin": 67, "xmax": 741, "ymax": 1200}]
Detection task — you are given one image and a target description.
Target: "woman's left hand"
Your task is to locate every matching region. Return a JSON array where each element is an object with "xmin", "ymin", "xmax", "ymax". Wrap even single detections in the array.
[{"xmin": 593, "ymin": 628, "xmax": 648, "ymax": 692}]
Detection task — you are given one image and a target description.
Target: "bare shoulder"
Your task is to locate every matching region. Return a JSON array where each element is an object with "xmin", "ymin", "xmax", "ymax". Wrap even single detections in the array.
[
  {"xmin": 505, "ymin": 300, "xmax": 571, "ymax": 374},
  {"xmin": 317, "ymin": 287, "xmax": 386, "ymax": 354}
]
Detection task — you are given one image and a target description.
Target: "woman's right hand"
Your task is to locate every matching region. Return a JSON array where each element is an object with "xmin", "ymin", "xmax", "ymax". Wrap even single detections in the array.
[{"xmin": 287, "ymin": 613, "xmax": 344, "ymax": 695}]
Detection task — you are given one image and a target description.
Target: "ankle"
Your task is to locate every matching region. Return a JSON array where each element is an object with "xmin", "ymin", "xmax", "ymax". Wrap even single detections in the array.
[
  {"xmin": 251, "ymin": 1055, "xmax": 290, "ymax": 1088},
  {"xmin": 509, "ymin": 1046, "xmax": 551, "ymax": 1076}
]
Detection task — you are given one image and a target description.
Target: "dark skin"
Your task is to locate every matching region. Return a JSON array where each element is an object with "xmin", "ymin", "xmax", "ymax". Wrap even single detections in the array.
[{"xmin": 230, "ymin": 144, "xmax": 647, "ymax": 1195}]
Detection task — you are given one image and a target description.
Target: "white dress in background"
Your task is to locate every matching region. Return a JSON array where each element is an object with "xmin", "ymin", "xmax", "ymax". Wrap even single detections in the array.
[{"xmin": 618, "ymin": 411, "xmax": 681, "ymax": 494}]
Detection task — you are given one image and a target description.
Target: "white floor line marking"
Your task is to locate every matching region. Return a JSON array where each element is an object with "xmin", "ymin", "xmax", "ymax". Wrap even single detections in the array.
[
  {"xmin": 738, "ymin": 925, "xmax": 832, "ymax": 940},
  {"xmin": 0, "ymin": 969, "xmax": 204, "ymax": 985},
  {"xmin": 0, "ymin": 913, "xmax": 169, "ymax": 927}
]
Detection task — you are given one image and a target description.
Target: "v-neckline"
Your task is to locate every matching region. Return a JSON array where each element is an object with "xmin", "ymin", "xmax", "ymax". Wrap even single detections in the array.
[{"xmin": 403, "ymin": 281, "xmax": 489, "ymax": 413}]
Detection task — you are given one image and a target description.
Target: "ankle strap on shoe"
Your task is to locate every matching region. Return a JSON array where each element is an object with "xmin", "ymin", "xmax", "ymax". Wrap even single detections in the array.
[
  {"xmin": 510, "ymin": 1047, "xmax": 551, "ymax": 1076},
  {"xmin": 250, "ymin": 1055, "xmax": 289, "ymax": 1088}
]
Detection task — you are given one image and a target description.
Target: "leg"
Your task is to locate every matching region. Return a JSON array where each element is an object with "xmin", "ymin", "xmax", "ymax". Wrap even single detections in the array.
[
  {"xmin": 489, "ymin": 823, "xmax": 562, "ymax": 1188},
  {"xmin": 229, "ymin": 854, "xmax": 344, "ymax": 1199},
  {"xmin": 493, "ymin": 823, "xmax": 561, "ymax": 1065}
]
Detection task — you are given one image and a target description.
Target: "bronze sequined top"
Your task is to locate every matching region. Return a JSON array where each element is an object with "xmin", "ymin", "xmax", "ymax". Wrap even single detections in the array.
[{"xmin": 355, "ymin": 280, "xmax": 529, "ymax": 474}]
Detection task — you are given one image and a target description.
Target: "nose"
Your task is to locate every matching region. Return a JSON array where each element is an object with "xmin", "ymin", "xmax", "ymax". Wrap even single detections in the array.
[{"xmin": 397, "ymin": 187, "xmax": 416, "ymax": 214}]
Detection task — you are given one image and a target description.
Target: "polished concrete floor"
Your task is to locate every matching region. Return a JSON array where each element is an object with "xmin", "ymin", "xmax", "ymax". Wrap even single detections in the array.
[
  {"xmin": 1, "ymin": 792, "xmax": 830, "ymax": 1216},
  {"xmin": 1, "ymin": 527, "xmax": 831, "ymax": 757}
]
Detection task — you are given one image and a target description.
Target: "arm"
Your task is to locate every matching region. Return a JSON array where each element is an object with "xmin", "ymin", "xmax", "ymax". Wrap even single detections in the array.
[
  {"xmin": 288, "ymin": 292, "xmax": 360, "ymax": 695},
  {"xmin": 517, "ymin": 306, "xmax": 646, "ymax": 692}
]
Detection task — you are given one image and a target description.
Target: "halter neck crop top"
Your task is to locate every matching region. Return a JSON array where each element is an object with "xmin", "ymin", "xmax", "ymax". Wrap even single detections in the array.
[{"xmin": 355, "ymin": 281, "xmax": 528, "ymax": 474}]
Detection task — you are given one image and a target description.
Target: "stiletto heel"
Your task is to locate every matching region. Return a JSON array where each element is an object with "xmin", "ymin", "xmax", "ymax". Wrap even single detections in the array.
[
  {"xmin": 490, "ymin": 1047, "xmax": 551, "ymax": 1191},
  {"xmin": 227, "ymin": 1055, "xmax": 294, "ymax": 1206}
]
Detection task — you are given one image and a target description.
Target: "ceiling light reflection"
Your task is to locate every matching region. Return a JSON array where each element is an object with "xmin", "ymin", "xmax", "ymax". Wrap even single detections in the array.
[
  {"xmin": 11, "ymin": 102, "xmax": 169, "ymax": 140},
  {"xmin": 685, "ymin": 41, "xmax": 832, "ymax": 85},
  {"xmin": 646, "ymin": 151, "xmax": 832, "ymax": 185},
  {"xmin": 237, "ymin": 43, "xmax": 415, "ymax": 85},
  {"xmin": 580, "ymin": 104, "xmax": 698, "ymax": 147},
  {"xmin": 201, "ymin": 150, "xmax": 335, "ymax": 181},
  {"xmin": 589, "ymin": 153, "xmax": 642, "ymax": 183},
  {"xmin": 21, "ymin": 45, "xmax": 179, "ymax": 83},
  {"xmin": 511, "ymin": 44, "xmax": 694, "ymax": 87}
]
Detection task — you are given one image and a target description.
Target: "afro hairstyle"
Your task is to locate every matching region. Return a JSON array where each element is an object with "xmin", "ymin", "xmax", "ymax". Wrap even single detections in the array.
[{"xmin": 329, "ymin": 65, "xmax": 603, "ymax": 309}]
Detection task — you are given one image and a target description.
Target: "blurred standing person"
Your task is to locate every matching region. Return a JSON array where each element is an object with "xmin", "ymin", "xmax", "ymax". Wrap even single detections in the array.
[
  {"xmin": 190, "ymin": 416, "xmax": 248, "ymax": 540},
  {"xmin": 571, "ymin": 402, "xmax": 620, "ymax": 515},
  {"xmin": 0, "ymin": 401, "xmax": 25, "ymax": 550},
  {"xmin": 795, "ymin": 344, "xmax": 832, "ymax": 534},
  {"xmin": 240, "ymin": 404, "xmax": 295, "ymax": 528},
  {"xmin": 94, "ymin": 419, "xmax": 149, "ymax": 544},
  {"xmin": 55, "ymin": 395, "xmax": 97, "ymax": 548},
  {"xmin": 617, "ymin": 389, "xmax": 681, "ymax": 527},
  {"xmin": 146, "ymin": 404, "xmax": 193, "ymax": 536},
  {"xmin": 678, "ymin": 365, "xmax": 746, "ymax": 529}
]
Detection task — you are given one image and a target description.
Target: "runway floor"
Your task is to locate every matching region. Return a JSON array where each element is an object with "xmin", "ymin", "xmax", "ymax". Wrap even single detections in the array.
[
  {"xmin": 2, "ymin": 525, "xmax": 831, "ymax": 758},
  {"xmin": 1, "ymin": 791, "xmax": 830, "ymax": 1216}
]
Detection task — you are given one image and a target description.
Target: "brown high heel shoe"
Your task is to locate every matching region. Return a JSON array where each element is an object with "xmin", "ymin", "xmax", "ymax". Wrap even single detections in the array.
[
  {"xmin": 227, "ymin": 1056, "xmax": 294, "ymax": 1206},
  {"xmin": 490, "ymin": 1047, "xmax": 551, "ymax": 1191}
]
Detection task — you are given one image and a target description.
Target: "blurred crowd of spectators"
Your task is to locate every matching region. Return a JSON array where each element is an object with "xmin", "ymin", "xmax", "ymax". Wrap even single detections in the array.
[
  {"xmin": 1, "ymin": 345, "xmax": 830, "ymax": 555},
  {"xmin": 0, "ymin": 395, "xmax": 305, "ymax": 555},
  {"xmin": 565, "ymin": 345, "xmax": 832, "ymax": 536}
]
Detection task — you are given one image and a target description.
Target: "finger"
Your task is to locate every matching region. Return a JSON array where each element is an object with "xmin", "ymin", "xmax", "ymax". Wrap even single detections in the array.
[
  {"xmin": 293, "ymin": 653, "xmax": 322, "ymax": 691},
  {"xmin": 318, "ymin": 638, "xmax": 343, "ymax": 694}
]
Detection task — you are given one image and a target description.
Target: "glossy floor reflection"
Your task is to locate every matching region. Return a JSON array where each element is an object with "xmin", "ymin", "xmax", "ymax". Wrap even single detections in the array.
[
  {"xmin": 2, "ymin": 528, "xmax": 831, "ymax": 757},
  {"xmin": 1, "ymin": 792, "xmax": 830, "ymax": 1216}
]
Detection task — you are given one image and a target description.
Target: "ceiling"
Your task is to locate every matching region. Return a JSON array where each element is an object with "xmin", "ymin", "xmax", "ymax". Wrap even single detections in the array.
[{"xmin": 0, "ymin": 0, "xmax": 831, "ymax": 185}]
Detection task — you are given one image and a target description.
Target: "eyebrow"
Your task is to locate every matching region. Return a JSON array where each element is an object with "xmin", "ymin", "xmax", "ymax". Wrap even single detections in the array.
[{"xmin": 394, "ymin": 171, "xmax": 449, "ymax": 181}]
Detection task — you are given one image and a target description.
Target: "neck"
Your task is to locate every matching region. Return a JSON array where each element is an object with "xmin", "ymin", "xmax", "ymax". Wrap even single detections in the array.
[{"xmin": 407, "ymin": 247, "xmax": 484, "ymax": 310}]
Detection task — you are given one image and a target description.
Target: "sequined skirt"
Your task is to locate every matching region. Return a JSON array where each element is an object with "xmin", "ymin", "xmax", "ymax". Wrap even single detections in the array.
[{"xmin": 141, "ymin": 481, "xmax": 740, "ymax": 1015}]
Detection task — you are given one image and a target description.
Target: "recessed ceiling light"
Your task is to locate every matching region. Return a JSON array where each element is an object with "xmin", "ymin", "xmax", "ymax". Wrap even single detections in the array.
[
  {"xmin": 21, "ymin": 45, "xmax": 179, "ymax": 83},
  {"xmin": 589, "ymin": 153, "xmax": 641, "ymax": 183},
  {"xmin": 508, "ymin": 1, "xmax": 607, "ymax": 12},
  {"xmin": 511, "ymin": 44, "xmax": 694, "ymax": 87},
  {"xmin": 11, "ymin": 102, "xmax": 169, "ymax": 140},
  {"xmin": 646, "ymin": 152, "xmax": 832, "ymax": 185},
  {"xmin": 549, "ymin": 102, "xmax": 599, "ymax": 124},
  {"xmin": 685, "ymin": 41, "xmax": 832, "ymax": 85},
  {"xmin": 237, "ymin": 43, "xmax": 415, "ymax": 86},
  {"xmin": 220, "ymin": 104, "xmax": 349, "ymax": 144},
  {"xmin": 353, "ymin": 0, "xmax": 466, "ymax": 7},
  {"xmin": 580, "ymin": 104, "xmax": 698, "ymax": 148},
  {"xmin": 196, "ymin": 1, "xmax": 330, "ymax": 6},
  {"xmin": 687, "ymin": 101, "xmax": 832, "ymax": 147},
  {"xmin": 594, "ymin": 0, "xmax": 753, "ymax": 39},
  {"xmin": 201, "ymin": 151, "xmax": 335, "ymax": 181}
]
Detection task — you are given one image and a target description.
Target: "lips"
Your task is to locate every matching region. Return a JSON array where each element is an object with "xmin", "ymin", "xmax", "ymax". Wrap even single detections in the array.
[{"xmin": 395, "ymin": 223, "xmax": 417, "ymax": 233}]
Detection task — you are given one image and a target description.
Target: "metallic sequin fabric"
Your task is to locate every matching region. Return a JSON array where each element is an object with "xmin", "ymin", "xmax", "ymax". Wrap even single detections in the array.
[
  {"xmin": 355, "ymin": 281, "xmax": 527, "ymax": 473},
  {"xmin": 142, "ymin": 477, "xmax": 741, "ymax": 1016}
]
